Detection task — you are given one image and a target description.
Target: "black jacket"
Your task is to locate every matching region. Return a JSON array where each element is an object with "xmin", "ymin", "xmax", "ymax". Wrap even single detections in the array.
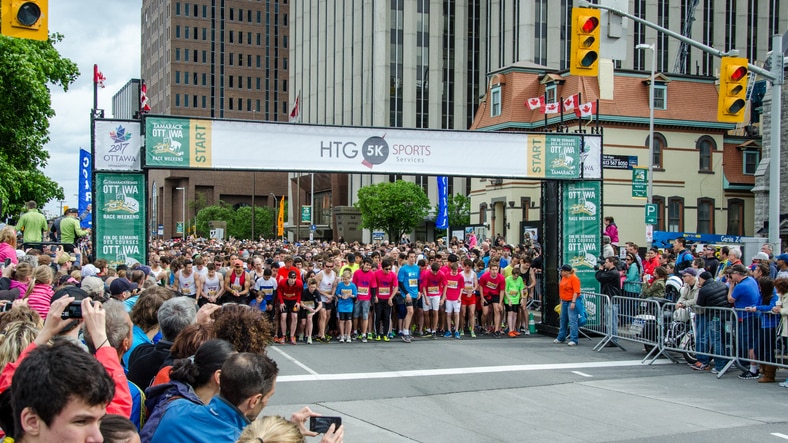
[
  {"xmin": 127, "ymin": 340, "xmax": 173, "ymax": 389},
  {"xmin": 595, "ymin": 268, "xmax": 621, "ymax": 297},
  {"xmin": 697, "ymin": 280, "xmax": 730, "ymax": 308}
]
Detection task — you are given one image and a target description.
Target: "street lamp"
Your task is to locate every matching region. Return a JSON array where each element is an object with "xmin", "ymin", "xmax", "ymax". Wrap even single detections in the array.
[
  {"xmin": 269, "ymin": 192, "xmax": 278, "ymax": 239},
  {"xmin": 175, "ymin": 187, "xmax": 185, "ymax": 238},
  {"xmin": 636, "ymin": 42, "xmax": 656, "ymax": 208}
]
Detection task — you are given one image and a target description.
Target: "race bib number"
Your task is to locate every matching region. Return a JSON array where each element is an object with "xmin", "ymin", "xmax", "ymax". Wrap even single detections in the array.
[
  {"xmin": 379, "ymin": 287, "xmax": 391, "ymax": 295},
  {"xmin": 341, "ymin": 289, "xmax": 353, "ymax": 296},
  {"xmin": 447, "ymin": 280, "xmax": 459, "ymax": 289},
  {"xmin": 427, "ymin": 286, "xmax": 440, "ymax": 296},
  {"xmin": 302, "ymin": 301, "xmax": 315, "ymax": 309},
  {"xmin": 408, "ymin": 278, "xmax": 418, "ymax": 287},
  {"xmin": 485, "ymin": 281, "xmax": 498, "ymax": 290},
  {"xmin": 358, "ymin": 287, "xmax": 369, "ymax": 295}
]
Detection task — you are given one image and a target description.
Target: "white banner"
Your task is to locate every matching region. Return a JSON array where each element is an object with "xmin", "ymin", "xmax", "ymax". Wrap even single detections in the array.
[
  {"xmin": 94, "ymin": 120, "xmax": 142, "ymax": 171},
  {"xmin": 144, "ymin": 117, "xmax": 603, "ymax": 180}
]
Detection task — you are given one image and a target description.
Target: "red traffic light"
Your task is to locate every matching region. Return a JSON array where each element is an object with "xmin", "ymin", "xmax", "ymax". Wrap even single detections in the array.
[
  {"xmin": 729, "ymin": 66, "xmax": 747, "ymax": 82},
  {"xmin": 581, "ymin": 16, "xmax": 599, "ymax": 33}
]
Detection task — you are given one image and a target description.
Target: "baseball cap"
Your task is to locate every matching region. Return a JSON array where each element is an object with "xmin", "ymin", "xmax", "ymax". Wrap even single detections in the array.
[
  {"xmin": 752, "ymin": 252, "xmax": 770, "ymax": 261},
  {"xmin": 288, "ymin": 270, "xmax": 297, "ymax": 279},
  {"xmin": 80, "ymin": 276, "xmax": 105, "ymax": 296},
  {"xmin": 776, "ymin": 253, "xmax": 788, "ymax": 262},
  {"xmin": 65, "ymin": 207, "xmax": 79, "ymax": 214},
  {"xmin": 137, "ymin": 265, "xmax": 152, "ymax": 276},
  {"xmin": 57, "ymin": 253, "xmax": 77, "ymax": 265},
  {"xmin": 81, "ymin": 264, "xmax": 98, "ymax": 277},
  {"xmin": 447, "ymin": 254, "xmax": 459, "ymax": 263},
  {"xmin": 698, "ymin": 271, "xmax": 713, "ymax": 281},
  {"xmin": 560, "ymin": 264, "xmax": 573, "ymax": 272},
  {"xmin": 109, "ymin": 278, "xmax": 138, "ymax": 295},
  {"xmin": 680, "ymin": 268, "xmax": 698, "ymax": 277},
  {"xmin": 50, "ymin": 286, "xmax": 88, "ymax": 304}
]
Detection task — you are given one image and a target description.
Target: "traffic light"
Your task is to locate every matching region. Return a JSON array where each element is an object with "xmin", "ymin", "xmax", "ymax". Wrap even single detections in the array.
[
  {"xmin": 1, "ymin": 0, "xmax": 48, "ymax": 41},
  {"xmin": 717, "ymin": 57, "xmax": 749, "ymax": 123},
  {"xmin": 570, "ymin": 8, "xmax": 601, "ymax": 77}
]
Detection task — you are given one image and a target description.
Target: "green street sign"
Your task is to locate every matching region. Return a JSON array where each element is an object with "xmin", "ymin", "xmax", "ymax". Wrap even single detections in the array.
[
  {"xmin": 176, "ymin": 222, "xmax": 184, "ymax": 234},
  {"xmin": 301, "ymin": 206, "xmax": 311, "ymax": 223},
  {"xmin": 645, "ymin": 204, "xmax": 658, "ymax": 225},
  {"xmin": 632, "ymin": 167, "xmax": 647, "ymax": 199}
]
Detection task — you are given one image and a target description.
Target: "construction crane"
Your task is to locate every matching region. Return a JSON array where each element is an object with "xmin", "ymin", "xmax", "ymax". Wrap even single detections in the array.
[{"xmin": 672, "ymin": 0, "xmax": 700, "ymax": 74}]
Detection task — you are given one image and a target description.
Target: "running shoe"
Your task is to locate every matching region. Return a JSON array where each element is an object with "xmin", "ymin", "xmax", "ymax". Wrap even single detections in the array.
[
  {"xmin": 401, "ymin": 334, "xmax": 408, "ymax": 343},
  {"xmin": 367, "ymin": 332, "xmax": 374, "ymax": 340},
  {"xmin": 383, "ymin": 335, "xmax": 390, "ymax": 342},
  {"xmin": 362, "ymin": 337, "xmax": 367, "ymax": 343},
  {"xmin": 470, "ymin": 331, "xmax": 477, "ymax": 338},
  {"xmin": 553, "ymin": 339, "xmax": 565, "ymax": 344},
  {"xmin": 507, "ymin": 331, "xmax": 517, "ymax": 338},
  {"xmin": 459, "ymin": 330, "xmax": 465, "ymax": 337},
  {"xmin": 690, "ymin": 362, "xmax": 709, "ymax": 371},
  {"xmin": 738, "ymin": 371, "xmax": 760, "ymax": 380},
  {"xmin": 339, "ymin": 336, "xmax": 345, "ymax": 343},
  {"xmin": 519, "ymin": 326, "xmax": 527, "ymax": 333},
  {"xmin": 711, "ymin": 368, "xmax": 721, "ymax": 374},
  {"xmin": 778, "ymin": 380, "xmax": 788, "ymax": 388},
  {"xmin": 375, "ymin": 334, "xmax": 381, "ymax": 341},
  {"xmin": 404, "ymin": 335, "xmax": 412, "ymax": 343},
  {"xmin": 307, "ymin": 337, "xmax": 312, "ymax": 344},
  {"xmin": 454, "ymin": 331, "xmax": 461, "ymax": 339},
  {"xmin": 567, "ymin": 341, "xmax": 577, "ymax": 347},
  {"xmin": 444, "ymin": 331, "xmax": 452, "ymax": 338},
  {"xmin": 432, "ymin": 331, "xmax": 438, "ymax": 340},
  {"xmin": 289, "ymin": 337, "xmax": 297, "ymax": 345}
]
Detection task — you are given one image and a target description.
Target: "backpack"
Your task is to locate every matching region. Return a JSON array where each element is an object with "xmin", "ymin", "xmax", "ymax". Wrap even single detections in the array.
[{"xmin": 674, "ymin": 249, "xmax": 693, "ymax": 275}]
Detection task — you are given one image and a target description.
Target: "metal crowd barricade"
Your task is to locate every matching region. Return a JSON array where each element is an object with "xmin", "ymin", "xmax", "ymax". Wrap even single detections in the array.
[
  {"xmin": 578, "ymin": 292, "xmax": 610, "ymax": 343},
  {"xmin": 595, "ymin": 295, "xmax": 663, "ymax": 358},
  {"xmin": 649, "ymin": 304, "xmax": 739, "ymax": 377},
  {"xmin": 531, "ymin": 271, "xmax": 544, "ymax": 311},
  {"xmin": 732, "ymin": 307, "xmax": 788, "ymax": 378}
]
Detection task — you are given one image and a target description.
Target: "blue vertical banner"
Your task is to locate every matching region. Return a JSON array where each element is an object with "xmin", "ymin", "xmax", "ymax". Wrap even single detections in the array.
[
  {"xmin": 79, "ymin": 149, "xmax": 93, "ymax": 229},
  {"xmin": 436, "ymin": 176, "xmax": 449, "ymax": 230}
]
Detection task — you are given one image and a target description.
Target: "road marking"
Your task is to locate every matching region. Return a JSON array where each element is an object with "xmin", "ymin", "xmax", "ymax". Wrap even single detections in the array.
[
  {"xmin": 772, "ymin": 433, "xmax": 788, "ymax": 440},
  {"xmin": 278, "ymin": 359, "xmax": 669, "ymax": 382},
  {"xmin": 270, "ymin": 346, "xmax": 319, "ymax": 376},
  {"xmin": 571, "ymin": 371, "xmax": 593, "ymax": 377}
]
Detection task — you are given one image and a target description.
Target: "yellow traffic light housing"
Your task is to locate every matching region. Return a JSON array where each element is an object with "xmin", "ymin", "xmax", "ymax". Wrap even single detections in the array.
[
  {"xmin": 717, "ymin": 57, "xmax": 749, "ymax": 123},
  {"xmin": 1, "ymin": 0, "xmax": 48, "ymax": 41},
  {"xmin": 570, "ymin": 8, "xmax": 601, "ymax": 77}
]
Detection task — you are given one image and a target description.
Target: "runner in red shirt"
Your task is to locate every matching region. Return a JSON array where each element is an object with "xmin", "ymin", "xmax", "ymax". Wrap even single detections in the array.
[
  {"xmin": 374, "ymin": 258, "xmax": 398, "ymax": 341},
  {"xmin": 479, "ymin": 262, "xmax": 505, "ymax": 337},
  {"xmin": 277, "ymin": 271, "xmax": 302, "ymax": 345},
  {"xmin": 443, "ymin": 260, "xmax": 464, "ymax": 339}
]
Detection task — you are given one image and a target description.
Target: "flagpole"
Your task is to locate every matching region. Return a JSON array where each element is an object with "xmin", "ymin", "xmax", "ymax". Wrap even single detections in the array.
[
  {"xmin": 577, "ymin": 93, "xmax": 582, "ymax": 133},
  {"xmin": 542, "ymin": 92, "xmax": 547, "ymax": 131},
  {"xmin": 92, "ymin": 64, "xmax": 98, "ymax": 114}
]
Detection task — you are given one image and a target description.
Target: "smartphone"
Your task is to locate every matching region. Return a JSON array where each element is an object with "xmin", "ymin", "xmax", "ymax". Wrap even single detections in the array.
[
  {"xmin": 309, "ymin": 416, "xmax": 341, "ymax": 434},
  {"xmin": 50, "ymin": 245, "xmax": 58, "ymax": 253},
  {"xmin": 3, "ymin": 258, "xmax": 10, "ymax": 267},
  {"xmin": 61, "ymin": 301, "xmax": 83, "ymax": 319}
]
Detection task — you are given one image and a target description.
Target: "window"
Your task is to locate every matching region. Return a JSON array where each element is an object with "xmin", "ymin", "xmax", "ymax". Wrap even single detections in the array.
[
  {"xmin": 175, "ymin": 26, "xmax": 181, "ymax": 38},
  {"xmin": 202, "ymin": 96, "xmax": 206, "ymax": 108},
  {"xmin": 175, "ymin": 2, "xmax": 180, "ymax": 15},
  {"xmin": 727, "ymin": 199, "xmax": 744, "ymax": 236},
  {"xmin": 184, "ymin": 50, "xmax": 189, "ymax": 62},
  {"xmin": 652, "ymin": 196, "xmax": 665, "ymax": 231},
  {"xmin": 697, "ymin": 198, "xmax": 714, "ymax": 234},
  {"xmin": 184, "ymin": 26, "xmax": 189, "ymax": 39},
  {"xmin": 696, "ymin": 136, "xmax": 716, "ymax": 172},
  {"xmin": 667, "ymin": 197, "xmax": 684, "ymax": 231},
  {"xmin": 654, "ymin": 84, "xmax": 667, "ymax": 109},
  {"xmin": 229, "ymin": 76, "xmax": 233, "ymax": 88},
  {"xmin": 202, "ymin": 50, "xmax": 206, "ymax": 63},
  {"xmin": 283, "ymin": 58, "xmax": 288, "ymax": 70},
  {"xmin": 545, "ymin": 84, "xmax": 557, "ymax": 104},
  {"xmin": 282, "ymin": 79, "xmax": 287, "ymax": 92},
  {"xmin": 283, "ymin": 35, "xmax": 288, "ymax": 48},
  {"xmin": 175, "ymin": 71, "xmax": 180, "ymax": 84},
  {"xmin": 193, "ymin": 95, "xmax": 197, "ymax": 108},
  {"xmin": 175, "ymin": 94, "xmax": 180, "ymax": 107},
  {"xmin": 521, "ymin": 197, "xmax": 531, "ymax": 221},
  {"xmin": 229, "ymin": 98, "xmax": 233, "ymax": 110},
  {"xmin": 490, "ymin": 86, "xmax": 502, "ymax": 117},
  {"xmin": 647, "ymin": 132, "xmax": 667, "ymax": 169},
  {"xmin": 183, "ymin": 2, "xmax": 188, "ymax": 16},
  {"xmin": 743, "ymin": 150, "xmax": 760, "ymax": 175},
  {"xmin": 175, "ymin": 48, "xmax": 180, "ymax": 61},
  {"xmin": 184, "ymin": 71, "xmax": 189, "ymax": 85},
  {"xmin": 479, "ymin": 203, "xmax": 488, "ymax": 224}
]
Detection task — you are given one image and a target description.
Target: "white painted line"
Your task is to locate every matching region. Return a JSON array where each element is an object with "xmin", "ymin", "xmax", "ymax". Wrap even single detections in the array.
[
  {"xmin": 277, "ymin": 359, "xmax": 670, "ymax": 382},
  {"xmin": 571, "ymin": 371, "xmax": 593, "ymax": 378},
  {"xmin": 771, "ymin": 433, "xmax": 788, "ymax": 440},
  {"xmin": 269, "ymin": 346, "xmax": 319, "ymax": 376}
]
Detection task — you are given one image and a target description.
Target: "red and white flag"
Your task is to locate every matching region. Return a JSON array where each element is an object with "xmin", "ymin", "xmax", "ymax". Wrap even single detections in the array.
[
  {"xmin": 140, "ymin": 82, "xmax": 151, "ymax": 113},
  {"xmin": 525, "ymin": 96, "xmax": 544, "ymax": 111},
  {"xmin": 94, "ymin": 64, "xmax": 106, "ymax": 88},
  {"xmin": 574, "ymin": 101, "xmax": 597, "ymax": 118},
  {"xmin": 543, "ymin": 102, "xmax": 560, "ymax": 114},
  {"xmin": 289, "ymin": 92, "xmax": 300, "ymax": 122},
  {"xmin": 562, "ymin": 94, "xmax": 578, "ymax": 112}
]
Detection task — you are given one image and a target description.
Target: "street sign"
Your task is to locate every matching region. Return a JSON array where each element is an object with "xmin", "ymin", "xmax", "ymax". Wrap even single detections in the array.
[
  {"xmin": 372, "ymin": 231, "xmax": 385, "ymax": 241},
  {"xmin": 176, "ymin": 221, "xmax": 184, "ymax": 234},
  {"xmin": 301, "ymin": 206, "xmax": 311, "ymax": 223},
  {"xmin": 158, "ymin": 224, "xmax": 164, "ymax": 236},
  {"xmin": 645, "ymin": 224, "xmax": 653, "ymax": 243},
  {"xmin": 645, "ymin": 204, "xmax": 658, "ymax": 225},
  {"xmin": 631, "ymin": 167, "xmax": 647, "ymax": 199}
]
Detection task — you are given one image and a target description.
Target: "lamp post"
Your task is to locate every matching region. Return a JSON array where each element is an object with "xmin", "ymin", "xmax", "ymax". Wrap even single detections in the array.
[
  {"xmin": 637, "ymin": 41, "xmax": 656, "ymax": 245},
  {"xmin": 175, "ymin": 187, "xmax": 185, "ymax": 238},
  {"xmin": 269, "ymin": 192, "xmax": 278, "ymax": 239}
]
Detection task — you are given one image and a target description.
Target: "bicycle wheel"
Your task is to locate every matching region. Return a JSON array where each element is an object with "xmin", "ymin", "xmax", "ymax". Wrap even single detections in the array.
[{"xmin": 679, "ymin": 330, "xmax": 698, "ymax": 365}]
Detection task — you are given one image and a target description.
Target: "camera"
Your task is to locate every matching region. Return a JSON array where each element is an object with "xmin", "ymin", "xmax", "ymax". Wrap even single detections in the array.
[
  {"xmin": 61, "ymin": 301, "xmax": 83, "ymax": 319},
  {"xmin": 0, "ymin": 303, "xmax": 12, "ymax": 313},
  {"xmin": 309, "ymin": 416, "xmax": 341, "ymax": 434}
]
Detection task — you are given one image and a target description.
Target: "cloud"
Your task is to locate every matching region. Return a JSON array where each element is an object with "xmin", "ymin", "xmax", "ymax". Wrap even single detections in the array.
[{"xmin": 42, "ymin": 1, "xmax": 141, "ymax": 217}]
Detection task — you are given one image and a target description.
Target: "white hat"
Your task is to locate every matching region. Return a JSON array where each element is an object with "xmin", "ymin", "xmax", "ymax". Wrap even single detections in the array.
[
  {"xmin": 752, "ymin": 252, "xmax": 770, "ymax": 261},
  {"xmin": 81, "ymin": 264, "xmax": 99, "ymax": 277}
]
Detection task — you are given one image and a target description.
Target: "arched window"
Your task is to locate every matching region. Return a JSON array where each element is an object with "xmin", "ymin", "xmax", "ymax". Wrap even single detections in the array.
[
  {"xmin": 646, "ymin": 132, "xmax": 667, "ymax": 169},
  {"xmin": 696, "ymin": 136, "xmax": 716, "ymax": 172}
]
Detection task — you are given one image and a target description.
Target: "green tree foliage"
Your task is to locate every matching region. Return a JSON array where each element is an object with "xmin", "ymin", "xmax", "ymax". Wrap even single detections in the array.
[
  {"xmin": 195, "ymin": 201, "xmax": 276, "ymax": 239},
  {"xmin": 434, "ymin": 193, "xmax": 470, "ymax": 235},
  {"xmin": 355, "ymin": 180, "xmax": 430, "ymax": 241},
  {"xmin": 0, "ymin": 34, "xmax": 79, "ymax": 216}
]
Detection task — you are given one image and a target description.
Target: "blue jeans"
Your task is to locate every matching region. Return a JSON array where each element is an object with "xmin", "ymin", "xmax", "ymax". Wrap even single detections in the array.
[
  {"xmin": 695, "ymin": 314, "xmax": 710, "ymax": 365},
  {"xmin": 557, "ymin": 300, "xmax": 579, "ymax": 343},
  {"xmin": 706, "ymin": 316, "xmax": 727, "ymax": 370}
]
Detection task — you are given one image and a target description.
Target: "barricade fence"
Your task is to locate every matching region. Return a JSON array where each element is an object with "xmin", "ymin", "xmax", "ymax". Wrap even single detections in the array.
[
  {"xmin": 731, "ymin": 307, "xmax": 787, "ymax": 378},
  {"xmin": 577, "ymin": 292, "xmax": 610, "ymax": 340}
]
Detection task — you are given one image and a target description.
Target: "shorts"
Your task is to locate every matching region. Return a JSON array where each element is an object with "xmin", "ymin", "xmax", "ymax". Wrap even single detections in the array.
[
  {"xmin": 397, "ymin": 303, "xmax": 409, "ymax": 320},
  {"xmin": 461, "ymin": 294, "xmax": 477, "ymax": 306},
  {"xmin": 282, "ymin": 299, "xmax": 298, "ymax": 313},
  {"xmin": 338, "ymin": 311, "xmax": 352, "ymax": 321},
  {"xmin": 505, "ymin": 303, "xmax": 520, "ymax": 313},
  {"xmin": 353, "ymin": 299, "xmax": 371, "ymax": 319},
  {"xmin": 298, "ymin": 302, "xmax": 317, "ymax": 320},
  {"xmin": 425, "ymin": 295, "xmax": 441, "ymax": 311},
  {"xmin": 444, "ymin": 299, "xmax": 461, "ymax": 314},
  {"xmin": 489, "ymin": 295, "xmax": 500, "ymax": 304}
]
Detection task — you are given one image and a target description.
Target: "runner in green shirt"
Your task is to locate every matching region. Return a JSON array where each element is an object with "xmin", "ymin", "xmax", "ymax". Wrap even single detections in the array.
[
  {"xmin": 15, "ymin": 201, "xmax": 48, "ymax": 245},
  {"xmin": 504, "ymin": 267, "xmax": 525, "ymax": 337}
]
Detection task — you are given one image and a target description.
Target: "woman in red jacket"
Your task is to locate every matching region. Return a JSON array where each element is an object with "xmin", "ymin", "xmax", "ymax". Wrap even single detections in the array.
[{"xmin": 554, "ymin": 264, "xmax": 581, "ymax": 346}]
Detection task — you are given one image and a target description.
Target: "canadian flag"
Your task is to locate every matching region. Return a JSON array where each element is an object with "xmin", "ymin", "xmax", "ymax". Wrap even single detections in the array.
[
  {"xmin": 94, "ymin": 64, "xmax": 106, "ymax": 88},
  {"xmin": 574, "ymin": 101, "xmax": 597, "ymax": 118},
  {"xmin": 289, "ymin": 92, "xmax": 300, "ymax": 122},
  {"xmin": 543, "ymin": 102, "xmax": 560, "ymax": 114},
  {"xmin": 140, "ymin": 82, "xmax": 151, "ymax": 113},
  {"xmin": 562, "ymin": 94, "xmax": 578, "ymax": 112},
  {"xmin": 525, "ymin": 96, "xmax": 544, "ymax": 111}
]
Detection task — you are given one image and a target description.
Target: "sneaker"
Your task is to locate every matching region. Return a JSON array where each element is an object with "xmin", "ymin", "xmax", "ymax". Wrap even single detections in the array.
[
  {"xmin": 401, "ymin": 334, "xmax": 408, "ymax": 343},
  {"xmin": 444, "ymin": 331, "xmax": 453, "ymax": 338},
  {"xmin": 289, "ymin": 337, "xmax": 297, "ymax": 345},
  {"xmin": 383, "ymin": 335, "xmax": 390, "ymax": 342},
  {"xmin": 567, "ymin": 341, "xmax": 577, "ymax": 347},
  {"xmin": 459, "ymin": 330, "xmax": 465, "ymax": 337},
  {"xmin": 421, "ymin": 330, "xmax": 430, "ymax": 337},
  {"xmin": 346, "ymin": 335, "xmax": 352, "ymax": 343},
  {"xmin": 525, "ymin": 330, "xmax": 531, "ymax": 335},
  {"xmin": 375, "ymin": 334, "xmax": 381, "ymax": 341},
  {"xmin": 432, "ymin": 331, "xmax": 438, "ymax": 339},
  {"xmin": 711, "ymin": 368, "xmax": 721, "ymax": 374},
  {"xmin": 690, "ymin": 362, "xmax": 709, "ymax": 371},
  {"xmin": 367, "ymin": 332, "xmax": 374, "ymax": 340},
  {"xmin": 404, "ymin": 335, "xmax": 412, "ymax": 343},
  {"xmin": 508, "ymin": 331, "xmax": 517, "ymax": 337},
  {"xmin": 351, "ymin": 332, "xmax": 358, "ymax": 340},
  {"xmin": 778, "ymin": 380, "xmax": 788, "ymax": 388},
  {"xmin": 738, "ymin": 371, "xmax": 760, "ymax": 380},
  {"xmin": 470, "ymin": 331, "xmax": 477, "ymax": 338},
  {"xmin": 494, "ymin": 331, "xmax": 502, "ymax": 338},
  {"xmin": 519, "ymin": 326, "xmax": 527, "ymax": 333},
  {"xmin": 297, "ymin": 334, "xmax": 304, "ymax": 342},
  {"xmin": 454, "ymin": 331, "xmax": 461, "ymax": 339},
  {"xmin": 338, "ymin": 337, "xmax": 345, "ymax": 343},
  {"xmin": 307, "ymin": 337, "xmax": 312, "ymax": 344},
  {"xmin": 553, "ymin": 339, "xmax": 565, "ymax": 344},
  {"xmin": 362, "ymin": 337, "xmax": 367, "ymax": 343}
]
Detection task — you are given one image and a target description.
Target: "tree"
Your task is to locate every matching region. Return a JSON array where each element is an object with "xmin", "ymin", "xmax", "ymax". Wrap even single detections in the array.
[
  {"xmin": 0, "ymin": 34, "xmax": 79, "ymax": 217},
  {"xmin": 195, "ymin": 202, "xmax": 235, "ymax": 237},
  {"xmin": 195, "ymin": 201, "xmax": 276, "ymax": 239},
  {"xmin": 355, "ymin": 180, "xmax": 430, "ymax": 241},
  {"xmin": 433, "ymin": 193, "xmax": 470, "ymax": 236}
]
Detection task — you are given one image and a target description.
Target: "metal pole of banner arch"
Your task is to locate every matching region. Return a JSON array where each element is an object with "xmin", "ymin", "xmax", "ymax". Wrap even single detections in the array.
[{"xmin": 269, "ymin": 193, "xmax": 278, "ymax": 240}]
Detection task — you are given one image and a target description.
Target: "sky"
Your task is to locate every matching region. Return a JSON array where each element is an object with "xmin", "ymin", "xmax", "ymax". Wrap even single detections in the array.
[{"xmin": 41, "ymin": 1, "xmax": 142, "ymax": 217}]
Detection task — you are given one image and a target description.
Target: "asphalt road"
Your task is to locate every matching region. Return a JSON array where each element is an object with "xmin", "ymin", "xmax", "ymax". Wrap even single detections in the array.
[{"xmin": 261, "ymin": 333, "xmax": 788, "ymax": 443}]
